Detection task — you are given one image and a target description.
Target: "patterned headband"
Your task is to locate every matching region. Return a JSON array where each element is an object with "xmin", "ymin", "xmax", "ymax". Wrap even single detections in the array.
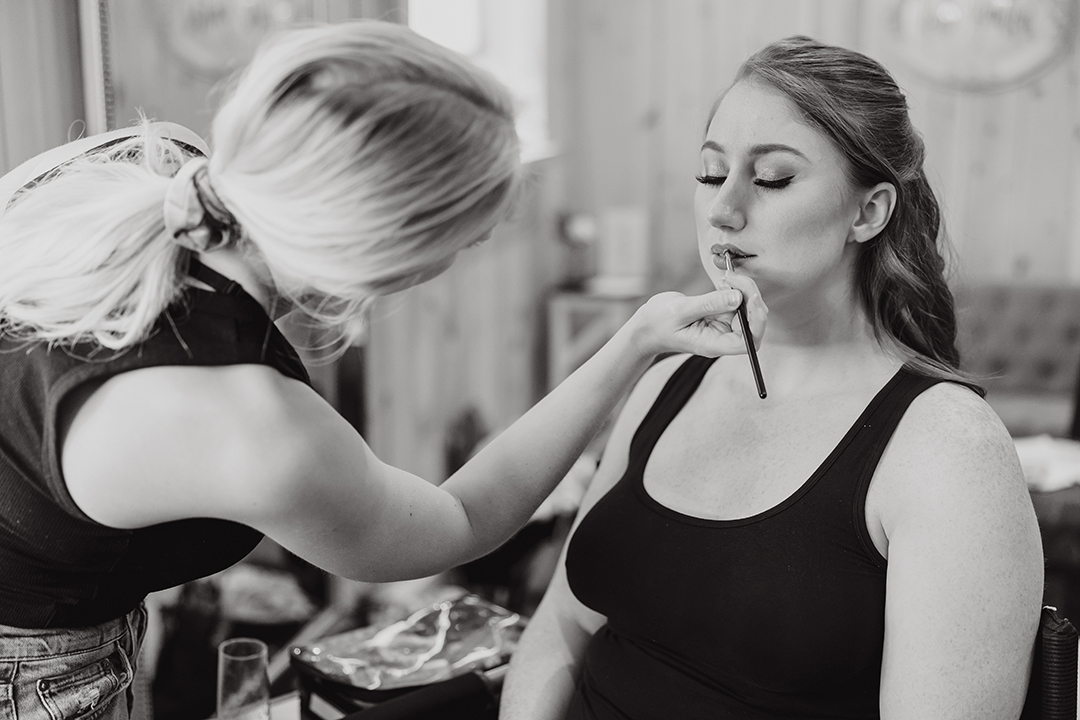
[{"xmin": 0, "ymin": 122, "xmax": 209, "ymax": 219}]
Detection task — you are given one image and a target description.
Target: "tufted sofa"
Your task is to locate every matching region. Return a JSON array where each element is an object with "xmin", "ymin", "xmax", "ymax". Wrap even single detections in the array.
[
  {"xmin": 953, "ymin": 284, "xmax": 1080, "ymax": 439},
  {"xmin": 955, "ymin": 285, "xmax": 1080, "ymax": 626}
]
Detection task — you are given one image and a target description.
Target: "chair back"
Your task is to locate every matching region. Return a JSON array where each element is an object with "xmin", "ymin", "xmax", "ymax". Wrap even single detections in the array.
[{"xmin": 1020, "ymin": 606, "xmax": 1078, "ymax": 720}]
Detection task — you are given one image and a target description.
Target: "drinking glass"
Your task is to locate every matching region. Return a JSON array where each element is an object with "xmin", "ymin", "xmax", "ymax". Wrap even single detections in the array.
[{"xmin": 217, "ymin": 637, "xmax": 270, "ymax": 720}]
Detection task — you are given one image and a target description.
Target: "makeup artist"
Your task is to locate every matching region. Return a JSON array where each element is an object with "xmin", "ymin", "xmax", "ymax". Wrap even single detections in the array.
[
  {"xmin": 501, "ymin": 35, "xmax": 1043, "ymax": 720},
  {"xmin": 0, "ymin": 20, "xmax": 763, "ymax": 720}
]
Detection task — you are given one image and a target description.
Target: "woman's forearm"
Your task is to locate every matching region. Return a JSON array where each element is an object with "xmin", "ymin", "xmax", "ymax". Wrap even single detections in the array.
[
  {"xmin": 294, "ymin": 288, "xmax": 753, "ymax": 581},
  {"xmin": 442, "ymin": 287, "xmax": 753, "ymax": 562},
  {"xmin": 441, "ymin": 315, "xmax": 651, "ymax": 558}
]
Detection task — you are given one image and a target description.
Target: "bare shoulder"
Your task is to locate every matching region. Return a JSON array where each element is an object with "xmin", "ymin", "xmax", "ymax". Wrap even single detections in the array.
[
  {"xmin": 100, "ymin": 362, "xmax": 318, "ymax": 424},
  {"xmin": 872, "ymin": 381, "xmax": 1044, "ymax": 717},
  {"xmin": 905, "ymin": 381, "xmax": 1011, "ymax": 441},
  {"xmin": 885, "ymin": 381, "xmax": 1022, "ymax": 491},
  {"xmin": 80, "ymin": 363, "xmax": 325, "ymax": 460},
  {"xmin": 63, "ymin": 363, "xmax": 333, "ymax": 527},
  {"xmin": 870, "ymin": 379, "xmax": 1036, "ymax": 554}
]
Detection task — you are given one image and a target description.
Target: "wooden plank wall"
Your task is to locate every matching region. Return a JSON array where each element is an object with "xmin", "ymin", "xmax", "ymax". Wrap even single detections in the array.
[
  {"xmin": 360, "ymin": 0, "xmax": 573, "ymax": 483},
  {"xmin": 0, "ymin": 1, "xmax": 84, "ymax": 174},
  {"xmin": 106, "ymin": 0, "xmax": 404, "ymax": 139},
  {"xmin": 560, "ymin": 0, "xmax": 1080, "ymax": 291},
  {"xmin": 362, "ymin": 160, "xmax": 567, "ymax": 480}
]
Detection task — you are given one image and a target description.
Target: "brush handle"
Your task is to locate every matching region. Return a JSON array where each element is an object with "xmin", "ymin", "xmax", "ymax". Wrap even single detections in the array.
[
  {"xmin": 723, "ymin": 251, "xmax": 766, "ymax": 399},
  {"xmin": 737, "ymin": 302, "xmax": 767, "ymax": 399}
]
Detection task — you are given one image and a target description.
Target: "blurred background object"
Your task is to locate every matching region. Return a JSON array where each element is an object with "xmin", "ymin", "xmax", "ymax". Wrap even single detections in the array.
[{"xmin": 883, "ymin": 0, "xmax": 1077, "ymax": 93}]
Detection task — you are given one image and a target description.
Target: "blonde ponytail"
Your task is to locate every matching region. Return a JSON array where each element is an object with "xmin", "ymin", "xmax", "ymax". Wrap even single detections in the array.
[{"xmin": 0, "ymin": 129, "xmax": 197, "ymax": 349}]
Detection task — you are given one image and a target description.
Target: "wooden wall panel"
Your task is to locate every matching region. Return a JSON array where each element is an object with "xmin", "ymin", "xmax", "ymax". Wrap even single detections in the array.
[
  {"xmin": 567, "ymin": 0, "xmax": 657, "ymax": 212},
  {"xmin": 0, "ymin": 1, "xmax": 84, "ymax": 174},
  {"xmin": 862, "ymin": 0, "xmax": 1079, "ymax": 284},
  {"xmin": 1070, "ymin": 52, "xmax": 1080, "ymax": 282},
  {"xmin": 812, "ymin": 0, "xmax": 863, "ymax": 48},
  {"xmin": 107, "ymin": 0, "xmax": 226, "ymax": 137},
  {"xmin": 653, "ymin": 1, "xmax": 706, "ymax": 291},
  {"xmin": 106, "ymin": 0, "xmax": 402, "ymax": 139},
  {"xmin": 363, "ymin": 159, "xmax": 565, "ymax": 480}
]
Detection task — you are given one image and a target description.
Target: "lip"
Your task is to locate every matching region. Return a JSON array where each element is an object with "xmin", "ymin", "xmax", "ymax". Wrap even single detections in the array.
[{"xmin": 711, "ymin": 243, "xmax": 753, "ymax": 261}]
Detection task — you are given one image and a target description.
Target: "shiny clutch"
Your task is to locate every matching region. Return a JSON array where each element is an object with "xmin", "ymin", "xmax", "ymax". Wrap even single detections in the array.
[{"xmin": 290, "ymin": 594, "xmax": 525, "ymax": 718}]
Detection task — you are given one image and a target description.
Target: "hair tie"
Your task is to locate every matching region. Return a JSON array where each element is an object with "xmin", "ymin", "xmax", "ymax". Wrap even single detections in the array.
[{"xmin": 163, "ymin": 158, "xmax": 239, "ymax": 251}]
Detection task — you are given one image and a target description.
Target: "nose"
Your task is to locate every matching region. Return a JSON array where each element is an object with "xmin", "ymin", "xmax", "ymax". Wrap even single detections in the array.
[{"xmin": 707, "ymin": 183, "xmax": 747, "ymax": 232}]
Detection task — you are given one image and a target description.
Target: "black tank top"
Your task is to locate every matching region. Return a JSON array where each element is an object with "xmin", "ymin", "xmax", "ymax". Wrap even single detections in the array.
[
  {"xmin": 0, "ymin": 259, "xmax": 310, "ymax": 628},
  {"xmin": 565, "ymin": 355, "xmax": 945, "ymax": 719}
]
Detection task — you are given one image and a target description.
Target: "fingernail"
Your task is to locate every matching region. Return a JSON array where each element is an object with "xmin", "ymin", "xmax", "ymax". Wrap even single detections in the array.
[{"xmin": 726, "ymin": 290, "xmax": 742, "ymax": 305}]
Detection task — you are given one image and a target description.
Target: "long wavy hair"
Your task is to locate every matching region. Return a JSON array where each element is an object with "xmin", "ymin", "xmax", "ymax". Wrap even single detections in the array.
[
  {"xmin": 730, "ymin": 35, "xmax": 971, "ymax": 385},
  {"xmin": 0, "ymin": 20, "xmax": 522, "ymax": 351}
]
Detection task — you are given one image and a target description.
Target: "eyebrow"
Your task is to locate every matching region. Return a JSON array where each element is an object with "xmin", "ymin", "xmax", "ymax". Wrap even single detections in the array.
[{"xmin": 700, "ymin": 140, "xmax": 809, "ymax": 160}]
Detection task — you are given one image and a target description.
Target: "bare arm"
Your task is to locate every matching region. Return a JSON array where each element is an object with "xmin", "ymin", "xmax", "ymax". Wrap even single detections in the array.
[
  {"xmin": 500, "ymin": 355, "xmax": 688, "ymax": 720},
  {"xmin": 870, "ymin": 384, "xmax": 1044, "ymax": 719},
  {"xmin": 62, "ymin": 288, "xmax": 763, "ymax": 581}
]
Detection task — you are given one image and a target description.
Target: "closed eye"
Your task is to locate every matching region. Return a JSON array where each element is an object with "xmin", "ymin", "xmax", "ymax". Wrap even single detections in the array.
[
  {"xmin": 755, "ymin": 176, "xmax": 793, "ymax": 190},
  {"xmin": 695, "ymin": 175, "xmax": 793, "ymax": 190}
]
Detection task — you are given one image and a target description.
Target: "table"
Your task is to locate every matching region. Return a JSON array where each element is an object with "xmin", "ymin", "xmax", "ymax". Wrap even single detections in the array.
[{"xmin": 270, "ymin": 692, "xmax": 302, "ymax": 720}]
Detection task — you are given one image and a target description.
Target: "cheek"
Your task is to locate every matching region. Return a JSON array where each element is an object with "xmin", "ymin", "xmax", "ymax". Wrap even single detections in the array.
[
  {"xmin": 771, "ymin": 191, "xmax": 852, "ymax": 251},
  {"xmin": 694, "ymin": 192, "xmax": 716, "ymax": 256},
  {"xmin": 693, "ymin": 190, "xmax": 712, "ymax": 234}
]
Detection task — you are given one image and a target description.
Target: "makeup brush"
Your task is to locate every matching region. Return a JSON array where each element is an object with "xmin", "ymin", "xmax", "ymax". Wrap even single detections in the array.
[{"xmin": 724, "ymin": 251, "xmax": 767, "ymax": 399}]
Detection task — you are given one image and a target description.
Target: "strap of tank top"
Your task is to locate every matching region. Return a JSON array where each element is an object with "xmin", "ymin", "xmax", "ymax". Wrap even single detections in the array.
[
  {"xmin": 182, "ymin": 255, "xmax": 310, "ymax": 386},
  {"xmin": 851, "ymin": 367, "xmax": 945, "ymax": 472},
  {"xmin": 850, "ymin": 367, "xmax": 950, "ymax": 564},
  {"xmin": 187, "ymin": 255, "xmax": 246, "ymax": 298},
  {"xmin": 627, "ymin": 355, "xmax": 718, "ymax": 467}
]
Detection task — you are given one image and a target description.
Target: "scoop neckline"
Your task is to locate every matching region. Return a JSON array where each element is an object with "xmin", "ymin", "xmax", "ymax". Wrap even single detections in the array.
[{"xmin": 632, "ymin": 365, "xmax": 909, "ymax": 528}]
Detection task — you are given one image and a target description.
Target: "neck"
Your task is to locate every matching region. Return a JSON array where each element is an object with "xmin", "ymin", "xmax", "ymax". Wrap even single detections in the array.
[
  {"xmin": 192, "ymin": 247, "xmax": 282, "ymax": 318},
  {"xmin": 749, "ymin": 284, "xmax": 901, "ymax": 397},
  {"xmin": 750, "ymin": 340, "xmax": 901, "ymax": 400}
]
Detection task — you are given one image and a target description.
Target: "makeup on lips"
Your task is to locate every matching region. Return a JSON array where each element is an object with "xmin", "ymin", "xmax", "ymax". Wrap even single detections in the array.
[{"xmin": 712, "ymin": 243, "xmax": 750, "ymax": 268}]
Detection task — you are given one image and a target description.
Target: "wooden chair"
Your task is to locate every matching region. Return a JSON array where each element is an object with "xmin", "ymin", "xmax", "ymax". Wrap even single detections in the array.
[{"xmin": 1020, "ymin": 606, "xmax": 1078, "ymax": 720}]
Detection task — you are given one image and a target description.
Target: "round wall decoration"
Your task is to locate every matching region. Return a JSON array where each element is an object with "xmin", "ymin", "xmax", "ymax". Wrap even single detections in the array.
[
  {"xmin": 886, "ymin": 0, "xmax": 1077, "ymax": 92},
  {"xmin": 155, "ymin": 0, "xmax": 304, "ymax": 79}
]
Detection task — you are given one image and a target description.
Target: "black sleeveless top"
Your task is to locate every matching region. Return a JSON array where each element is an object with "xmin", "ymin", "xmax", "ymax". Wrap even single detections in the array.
[
  {"xmin": 0, "ymin": 260, "xmax": 311, "ymax": 629},
  {"xmin": 565, "ymin": 355, "xmax": 946, "ymax": 719}
]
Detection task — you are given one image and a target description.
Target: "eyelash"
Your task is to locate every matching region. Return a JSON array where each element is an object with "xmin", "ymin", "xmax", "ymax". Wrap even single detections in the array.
[{"xmin": 694, "ymin": 174, "xmax": 793, "ymax": 190}]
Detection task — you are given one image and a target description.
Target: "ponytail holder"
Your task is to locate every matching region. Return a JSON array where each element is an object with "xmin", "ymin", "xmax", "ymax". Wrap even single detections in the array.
[{"xmin": 163, "ymin": 157, "xmax": 239, "ymax": 252}]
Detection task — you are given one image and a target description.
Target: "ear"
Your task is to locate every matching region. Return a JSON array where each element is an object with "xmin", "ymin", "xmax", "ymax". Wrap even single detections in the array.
[{"xmin": 849, "ymin": 182, "xmax": 896, "ymax": 244}]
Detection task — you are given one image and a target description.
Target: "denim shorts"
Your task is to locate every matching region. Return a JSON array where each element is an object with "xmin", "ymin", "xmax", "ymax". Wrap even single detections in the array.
[{"xmin": 0, "ymin": 605, "xmax": 146, "ymax": 720}]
